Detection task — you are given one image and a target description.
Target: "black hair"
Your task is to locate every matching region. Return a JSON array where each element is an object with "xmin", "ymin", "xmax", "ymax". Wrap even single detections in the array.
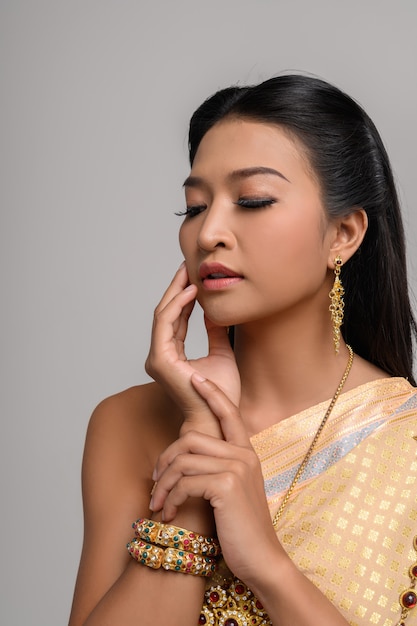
[{"xmin": 188, "ymin": 74, "xmax": 416, "ymax": 384}]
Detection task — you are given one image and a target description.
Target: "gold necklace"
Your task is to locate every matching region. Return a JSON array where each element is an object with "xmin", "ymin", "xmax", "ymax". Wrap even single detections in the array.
[
  {"xmin": 199, "ymin": 345, "xmax": 355, "ymax": 626},
  {"xmin": 272, "ymin": 344, "xmax": 354, "ymax": 529}
]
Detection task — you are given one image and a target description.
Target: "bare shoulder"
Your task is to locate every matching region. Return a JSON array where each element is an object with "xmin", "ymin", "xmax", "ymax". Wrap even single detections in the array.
[
  {"xmin": 69, "ymin": 383, "xmax": 182, "ymax": 624},
  {"xmin": 82, "ymin": 382, "xmax": 183, "ymax": 524},
  {"xmin": 85, "ymin": 382, "xmax": 183, "ymax": 475}
]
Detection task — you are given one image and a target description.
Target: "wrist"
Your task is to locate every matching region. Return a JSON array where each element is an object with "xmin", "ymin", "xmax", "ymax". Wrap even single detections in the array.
[
  {"xmin": 242, "ymin": 541, "xmax": 293, "ymax": 598},
  {"xmin": 179, "ymin": 416, "xmax": 223, "ymax": 439}
]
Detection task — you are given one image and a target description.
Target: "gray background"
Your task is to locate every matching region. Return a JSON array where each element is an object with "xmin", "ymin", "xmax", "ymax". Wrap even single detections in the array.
[{"xmin": 1, "ymin": 1, "xmax": 416, "ymax": 624}]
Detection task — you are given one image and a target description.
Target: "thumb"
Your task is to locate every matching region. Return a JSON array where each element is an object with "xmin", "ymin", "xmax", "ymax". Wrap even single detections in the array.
[{"xmin": 204, "ymin": 315, "xmax": 233, "ymax": 356}]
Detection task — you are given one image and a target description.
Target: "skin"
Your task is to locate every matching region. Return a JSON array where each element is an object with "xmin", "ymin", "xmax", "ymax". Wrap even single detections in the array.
[{"xmin": 69, "ymin": 119, "xmax": 388, "ymax": 626}]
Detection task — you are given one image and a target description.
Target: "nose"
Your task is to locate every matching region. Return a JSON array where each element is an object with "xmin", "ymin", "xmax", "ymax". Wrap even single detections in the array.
[{"xmin": 196, "ymin": 202, "xmax": 236, "ymax": 252}]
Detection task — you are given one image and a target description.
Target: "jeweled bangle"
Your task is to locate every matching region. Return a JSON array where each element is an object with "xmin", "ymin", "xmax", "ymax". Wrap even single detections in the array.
[
  {"xmin": 127, "ymin": 538, "xmax": 218, "ymax": 577},
  {"xmin": 161, "ymin": 547, "xmax": 217, "ymax": 576},
  {"xmin": 127, "ymin": 538, "xmax": 164, "ymax": 568},
  {"xmin": 132, "ymin": 518, "xmax": 221, "ymax": 557}
]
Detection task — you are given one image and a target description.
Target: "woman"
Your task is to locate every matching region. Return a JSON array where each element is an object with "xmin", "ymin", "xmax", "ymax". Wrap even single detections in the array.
[{"xmin": 69, "ymin": 74, "xmax": 417, "ymax": 626}]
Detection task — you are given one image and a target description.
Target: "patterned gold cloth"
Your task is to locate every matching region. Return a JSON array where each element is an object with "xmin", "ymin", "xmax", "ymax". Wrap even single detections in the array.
[{"xmin": 200, "ymin": 378, "xmax": 417, "ymax": 626}]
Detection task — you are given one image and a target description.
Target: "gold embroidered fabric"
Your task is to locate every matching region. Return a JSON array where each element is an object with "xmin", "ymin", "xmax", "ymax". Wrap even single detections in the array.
[{"xmin": 200, "ymin": 378, "xmax": 417, "ymax": 626}]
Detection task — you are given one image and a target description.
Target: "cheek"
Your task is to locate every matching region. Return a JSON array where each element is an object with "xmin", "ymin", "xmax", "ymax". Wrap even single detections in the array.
[
  {"xmin": 245, "ymin": 216, "xmax": 327, "ymax": 289},
  {"xmin": 179, "ymin": 224, "xmax": 199, "ymax": 282},
  {"xmin": 178, "ymin": 223, "xmax": 192, "ymax": 258}
]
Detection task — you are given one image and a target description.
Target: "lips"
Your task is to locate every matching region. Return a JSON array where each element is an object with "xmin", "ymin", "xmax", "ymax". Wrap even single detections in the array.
[
  {"xmin": 198, "ymin": 262, "xmax": 243, "ymax": 291},
  {"xmin": 199, "ymin": 262, "xmax": 243, "ymax": 280}
]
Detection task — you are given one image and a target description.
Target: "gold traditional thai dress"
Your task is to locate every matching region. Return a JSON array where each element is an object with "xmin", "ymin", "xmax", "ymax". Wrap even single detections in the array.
[{"xmin": 200, "ymin": 378, "xmax": 417, "ymax": 626}]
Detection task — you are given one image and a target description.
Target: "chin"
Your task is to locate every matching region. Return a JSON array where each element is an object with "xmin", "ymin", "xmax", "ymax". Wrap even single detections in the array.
[{"xmin": 198, "ymin": 301, "xmax": 247, "ymax": 327}]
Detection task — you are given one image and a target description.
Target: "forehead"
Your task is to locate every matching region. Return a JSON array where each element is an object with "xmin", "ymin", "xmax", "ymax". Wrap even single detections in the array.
[{"xmin": 191, "ymin": 118, "xmax": 314, "ymax": 181}]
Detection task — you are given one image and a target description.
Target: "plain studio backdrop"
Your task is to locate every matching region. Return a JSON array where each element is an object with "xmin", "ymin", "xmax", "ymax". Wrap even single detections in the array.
[{"xmin": 1, "ymin": 1, "xmax": 416, "ymax": 624}]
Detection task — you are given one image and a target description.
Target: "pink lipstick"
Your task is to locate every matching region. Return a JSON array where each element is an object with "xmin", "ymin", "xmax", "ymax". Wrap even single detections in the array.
[{"xmin": 199, "ymin": 262, "xmax": 243, "ymax": 291}]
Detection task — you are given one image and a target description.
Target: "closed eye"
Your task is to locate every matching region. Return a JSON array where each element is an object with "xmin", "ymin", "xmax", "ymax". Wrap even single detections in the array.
[
  {"xmin": 175, "ymin": 204, "xmax": 207, "ymax": 218},
  {"xmin": 236, "ymin": 197, "xmax": 277, "ymax": 209}
]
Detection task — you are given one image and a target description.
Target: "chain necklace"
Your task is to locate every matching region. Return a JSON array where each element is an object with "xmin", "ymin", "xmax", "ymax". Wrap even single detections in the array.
[
  {"xmin": 200, "ymin": 345, "xmax": 355, "ymax": 626},
  {"xmin": 272, "ymin": 344, "xmax": 354, "ymax": 529}
]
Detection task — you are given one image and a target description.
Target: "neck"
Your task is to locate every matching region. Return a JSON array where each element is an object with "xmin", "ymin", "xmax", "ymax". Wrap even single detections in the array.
[{"xmin": 234, "ymin": 308, "xmax": 352, "ymax": 436}]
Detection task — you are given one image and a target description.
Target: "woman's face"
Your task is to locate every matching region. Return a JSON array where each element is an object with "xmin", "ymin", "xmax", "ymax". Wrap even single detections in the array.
[{"xmin": 179, "ymin": 118, "xmax": 335, "ymax": 327}]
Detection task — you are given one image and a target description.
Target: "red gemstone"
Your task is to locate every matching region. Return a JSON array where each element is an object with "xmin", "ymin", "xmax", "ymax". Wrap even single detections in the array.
[
  {"xmin": 198, "ymin": 615, "xmax": 206, "ymax": 625},
  {"xmin": 243, "ymin": 605, "xmax": 249, "ymax": 611},
  {"xmin": 209, "ymin": 591, "xmax": 220, "ymax": 603},
  {"xmin": 411, "ymin": 564, "xmax": 417, "ymax": 578},
  {"xmin": 224, "ymin": 620, "xmax": 238, "ymax": 626},
  {"xmin": 255, "ymin": 599, "xmax": 264, "ymax": 610},
  {"xmin": 401, "ymin": 590, "xmax": 417, "ymax": 609},
  {"xmin": 235, "ymin": 584, "xmax": 245, "ymax": 594}
]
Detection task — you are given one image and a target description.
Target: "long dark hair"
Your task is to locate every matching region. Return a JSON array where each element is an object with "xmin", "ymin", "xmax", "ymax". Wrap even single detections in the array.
[{"xmin": 188, "ymin": 74, "xmax": 417, "ymax": 384}]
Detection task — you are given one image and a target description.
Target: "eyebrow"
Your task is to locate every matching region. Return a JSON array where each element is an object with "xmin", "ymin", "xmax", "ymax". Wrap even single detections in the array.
[{"xmin": 183, "ymin": 166, "xmax": 290, "ymax": 188}]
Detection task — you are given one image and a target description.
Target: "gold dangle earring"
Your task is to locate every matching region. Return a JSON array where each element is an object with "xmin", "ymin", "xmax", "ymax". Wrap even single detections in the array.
[{"xmin": 329, "ymin": 256, "xmax": 345, "ymax": 354}]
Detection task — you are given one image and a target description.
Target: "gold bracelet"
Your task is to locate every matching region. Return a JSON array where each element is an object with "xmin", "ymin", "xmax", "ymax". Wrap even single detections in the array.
[
  {"xmin": 127, "ymin": 538, "xmax": 218, "ymax": 577},
  {"xmin": 132, "ymin": 518, "xmax": 221, "ymax": 557},
  {"xmin": 127, "ymin": 538, "xmax": 164, "ymax": 568}
]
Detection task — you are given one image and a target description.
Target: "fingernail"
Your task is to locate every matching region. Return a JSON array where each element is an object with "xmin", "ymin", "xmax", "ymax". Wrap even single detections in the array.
[
  {"xmin": 184, "ymin": 284, "xmax": 195, "ymax": 292},
  {"xmin": 178, "ymin": 261, "xmax": 186, "ymax": 269},
  {"xmin": 152, "ymin": 468, "xmax": 158, "ymax": 481},
  {"xmin": 192, "ymin": 372, "xmax": 206, "ymax": 383},
  {"xmin": 149, "ymin": 497, "xmax": 154, "ymax": 511}
]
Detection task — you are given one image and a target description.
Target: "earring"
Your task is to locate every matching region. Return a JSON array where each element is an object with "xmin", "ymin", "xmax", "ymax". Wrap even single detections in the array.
[{"xmin": 329, "ymin": 256, "xmax": 344, "ymax": 354}]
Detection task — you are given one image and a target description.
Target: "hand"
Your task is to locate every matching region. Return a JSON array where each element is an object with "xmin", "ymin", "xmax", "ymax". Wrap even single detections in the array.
[
  {"xmin": 145, "ymin": 263, "xmax": 241, "ymax": 434},
  {"xmin": 150, "ymin": 374, "xmax": 281, "ymax": 583}
]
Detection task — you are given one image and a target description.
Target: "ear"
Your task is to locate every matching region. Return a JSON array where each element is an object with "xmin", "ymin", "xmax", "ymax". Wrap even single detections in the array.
[{"xmin": 327, "ymin": 209, "xmax": 368, "ymax": 267}]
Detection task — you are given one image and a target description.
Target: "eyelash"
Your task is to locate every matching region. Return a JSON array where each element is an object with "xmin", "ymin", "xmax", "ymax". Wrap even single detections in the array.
[
  {"xmin": 175, "ymin": 205, "xmax": 206, "ymax": 218},
  {"xmin": 236, "ymin": 198, "xmax": 276, "ymax": 209},
  {"xmin": 175, "ymin": 198, "xmax": 276, "ymax": 218}
]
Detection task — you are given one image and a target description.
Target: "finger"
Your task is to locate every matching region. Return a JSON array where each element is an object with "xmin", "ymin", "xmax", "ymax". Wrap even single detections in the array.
[
  {"xmin": 153, "ymin": 431, "xmax": 236, "ymax": 480},
  {"xmin": 161, "ymin": 465, "xmax": 259, "ymax": 523},
  {"xmin": 160, "ymin": 473, "xmax": 227, "ymax": 522},
  {"xmin": 153, "ymin": 284, "xmax": 197, "ymax": 335},
  {"xmin": 149, "ymin": 284, "xmax": 197, "ymax": 363},
  {"xmin": 154, "ymin": 262, "xmax": 189, "ymax": 315},
  {"xmin": 174, "ymin": 297, "xmax": 196, "ymax": 346},
  {"xmin": 190, "ymin": 374, "xmax": 250, "ymax": 447},
  {"xmin": 150, "ymin": 453, "xmax": 236, "ymax": 512},
  {"xmin": 204, "ymin": 316, "xmax": 233, "ymax": 357}
]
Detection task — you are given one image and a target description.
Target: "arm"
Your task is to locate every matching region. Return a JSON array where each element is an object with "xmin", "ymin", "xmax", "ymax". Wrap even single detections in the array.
[
  {"xmin": 69, "ymin": 264, "xmax": 238, "ymax": 625},
  {"xmin": 152, "ymin": 375, "xmax": 350, "ymax": 626},
  {"xmin": 68, "ymin": 386, "xmax": 216, "ymax": 626}
]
